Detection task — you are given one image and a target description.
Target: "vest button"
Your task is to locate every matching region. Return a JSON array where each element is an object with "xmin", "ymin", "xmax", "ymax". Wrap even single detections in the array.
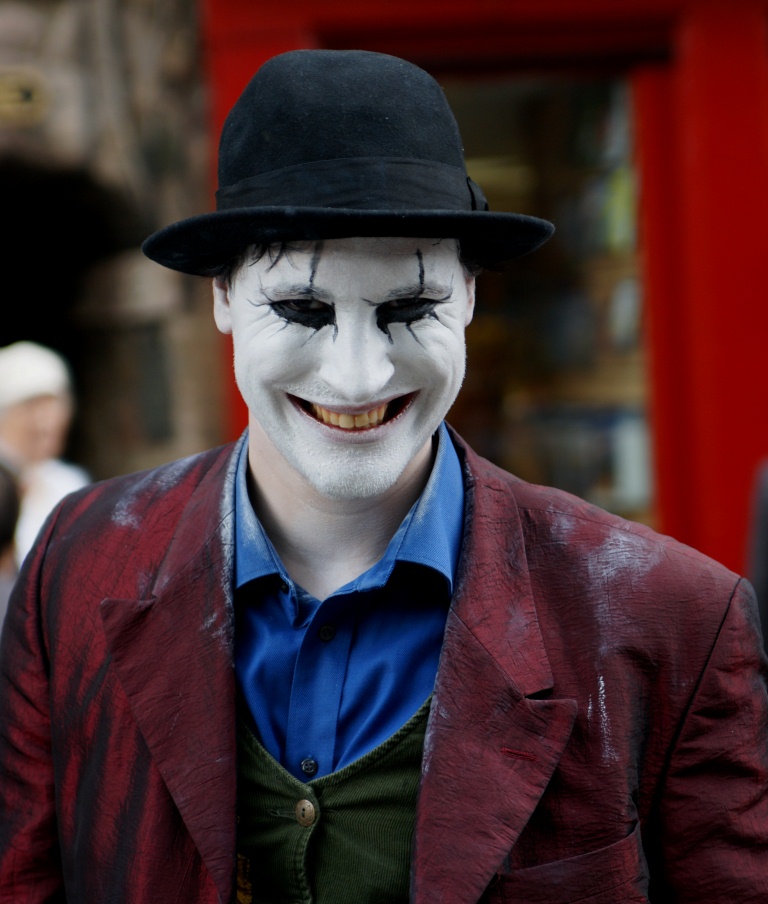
[
  {"xmin": 300, "ymin": 758, "xmax": 318, "ymax": 776},
  {"xmin": 295, "ymin": 799, "xmax": 316, "ymax": 826}
]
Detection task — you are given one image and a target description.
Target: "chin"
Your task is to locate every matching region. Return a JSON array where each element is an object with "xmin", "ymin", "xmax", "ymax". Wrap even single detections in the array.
[
  {"xmin": 288, "ymin": 439, "xmax": 420, "ymax": 501},
  {"xmin": 300, "ymin": 462, "xmax": 407, "ymax": 500}
]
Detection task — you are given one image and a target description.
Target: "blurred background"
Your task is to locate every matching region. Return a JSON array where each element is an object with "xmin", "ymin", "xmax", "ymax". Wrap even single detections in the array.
[{"xmin": 1, "ymin": 0, "xmax": 768, "ymax": 581}]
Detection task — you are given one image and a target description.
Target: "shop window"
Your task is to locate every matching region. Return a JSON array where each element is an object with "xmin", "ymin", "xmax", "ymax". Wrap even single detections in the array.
[{"xmin": 444, "ymin": 76, "xmax": 653, "ymax": 526}]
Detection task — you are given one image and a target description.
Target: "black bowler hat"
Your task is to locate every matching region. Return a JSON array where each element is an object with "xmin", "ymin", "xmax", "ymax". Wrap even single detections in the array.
[{"xmin": 142, "ymin": 49, "xmax": 554, "ymax": 275}]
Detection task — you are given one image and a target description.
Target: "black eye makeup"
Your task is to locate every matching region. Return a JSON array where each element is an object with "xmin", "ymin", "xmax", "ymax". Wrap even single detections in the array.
[
  {"xmin": 267, "ymin": 297, "xmax": 336, "ymax": 332},
  {"xmin": 260, "ymin": 247, "xmax": 337, "ymax": 332},
  {"xmin": 257, "ymin": 245, "xmax": 456, "ymax": 340},
  {"xmin": 372, "ymin": 247, "xmax": 454, "ymax": 342},
  {"xmin": 375, "ymin": 295, "xmax": 451, "ymax": 341}
]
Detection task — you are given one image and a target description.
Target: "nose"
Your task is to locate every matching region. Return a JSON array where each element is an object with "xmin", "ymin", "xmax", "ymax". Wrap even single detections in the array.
[{"xmin": 316, "ymin": 314, "xmax": 395, "ymax": 404}]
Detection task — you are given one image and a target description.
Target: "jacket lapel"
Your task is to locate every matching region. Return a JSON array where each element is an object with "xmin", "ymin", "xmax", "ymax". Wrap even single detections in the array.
[
  {"xmin": 100, "ymin": 444, "xmax": 239, "ymax": 904},
  {"xmin": 412, "ymin": 438, "xmax": 577, "ymax": 904}
]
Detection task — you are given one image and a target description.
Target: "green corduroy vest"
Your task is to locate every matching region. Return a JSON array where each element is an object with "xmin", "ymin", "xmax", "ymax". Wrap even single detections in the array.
[{"xmin": 236, "ymin": 698, "xmax": 431, "ymax": 904}]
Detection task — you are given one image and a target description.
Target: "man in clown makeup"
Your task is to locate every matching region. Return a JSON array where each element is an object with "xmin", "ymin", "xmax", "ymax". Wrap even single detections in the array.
[{"xmin": 1, "ymin": 49, "xmax": 766, "ymax": 904}]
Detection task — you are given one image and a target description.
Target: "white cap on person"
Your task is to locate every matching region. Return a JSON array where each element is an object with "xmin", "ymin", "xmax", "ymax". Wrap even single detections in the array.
[{"xmin": 0, "ymin": 342, "xmax": 72, "ymax": 410}]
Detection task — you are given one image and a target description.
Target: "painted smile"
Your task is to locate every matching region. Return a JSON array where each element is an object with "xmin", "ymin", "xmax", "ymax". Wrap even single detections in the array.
[{"xmin": 292, "ymin": 393, "xmax": 415, "ymax": 431}]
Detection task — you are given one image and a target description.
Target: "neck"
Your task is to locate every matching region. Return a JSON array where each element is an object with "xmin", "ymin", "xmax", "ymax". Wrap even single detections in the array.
[{"xmin": 246, "ymin": 421, "xmax": 434, "ymax": 600}]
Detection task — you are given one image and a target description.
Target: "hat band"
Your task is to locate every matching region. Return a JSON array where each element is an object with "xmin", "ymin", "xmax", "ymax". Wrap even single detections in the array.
[{"xmin": 216, "ymin": 157, "xmax": 488, "ymax": 213}]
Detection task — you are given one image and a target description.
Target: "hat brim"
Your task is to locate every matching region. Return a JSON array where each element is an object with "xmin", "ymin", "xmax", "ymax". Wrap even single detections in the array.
[{"xmin": 141, "ymin": 207, "xmax": 554, "ymax": 276}]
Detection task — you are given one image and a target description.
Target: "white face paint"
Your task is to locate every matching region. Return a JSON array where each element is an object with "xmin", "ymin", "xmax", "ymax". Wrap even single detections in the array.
[{"xmin": 213, "ymin": 236, "xmax": 475, "ymax": 500}]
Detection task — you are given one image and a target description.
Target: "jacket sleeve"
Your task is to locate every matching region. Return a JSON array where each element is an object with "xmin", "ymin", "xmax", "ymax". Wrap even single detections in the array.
[
  {"xmin": 652, "ymin": 578, "xmax": 768, "ymax": 900},
  {"xmin": 0, "ymin": 529, "xmax": 65, "ymax": 903}
]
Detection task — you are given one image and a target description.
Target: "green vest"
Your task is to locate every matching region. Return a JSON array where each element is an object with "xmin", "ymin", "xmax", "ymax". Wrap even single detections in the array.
[{"xmin": 236, "ymin": 699, "xmax": 431, "ymax": 904}]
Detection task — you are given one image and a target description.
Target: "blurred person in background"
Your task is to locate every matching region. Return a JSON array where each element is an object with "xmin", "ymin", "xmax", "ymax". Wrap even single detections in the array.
[
  {"xmin": 0, "ymin": 462, "xmax": 20, "ymax": 627},
  {"xmin": 0, "ymin": 341, "xmax": 90, "ymax": 567}
]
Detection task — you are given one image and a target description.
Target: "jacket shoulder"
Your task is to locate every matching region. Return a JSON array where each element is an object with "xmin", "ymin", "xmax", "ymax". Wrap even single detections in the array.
[
  {"xmin": 62, "ymin": 442, "xmax": 234, "ymax": 514},
  {"xmin": 29, "ymin": 442, "xmax": 238, "ymax": 576},
  {"xmin": 456, "ymin": 431, "xmax": 744, "ymax": 599}
]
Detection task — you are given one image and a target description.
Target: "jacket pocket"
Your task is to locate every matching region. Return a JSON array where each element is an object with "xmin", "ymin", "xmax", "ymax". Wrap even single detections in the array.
[{"xmin": 487, "ymin": 823, "xmax": 649, "ymax": 904}]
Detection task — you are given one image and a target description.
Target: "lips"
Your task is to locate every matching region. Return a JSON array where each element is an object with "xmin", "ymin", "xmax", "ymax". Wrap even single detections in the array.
[{"xmin": 293, "ymin": 393, "xmax": 414, "ymax": 431}]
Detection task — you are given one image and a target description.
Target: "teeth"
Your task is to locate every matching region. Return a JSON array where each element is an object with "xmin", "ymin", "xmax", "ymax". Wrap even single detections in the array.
[{"xmin": 310, "ymin": 402, "xmax": 389, "ymax": 429}]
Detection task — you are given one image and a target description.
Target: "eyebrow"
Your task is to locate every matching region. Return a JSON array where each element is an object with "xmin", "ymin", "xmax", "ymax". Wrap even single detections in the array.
[
  {"xmin": 259, "ymin": 282, "xmax": 335, "ymax": 302},
  {"xmin": 262, "ymin": 279, "xmax": 453, "ymax": 304},
  {"xmin": 379, "ymin": 280, "xmax": 454, "ymax": 302}
]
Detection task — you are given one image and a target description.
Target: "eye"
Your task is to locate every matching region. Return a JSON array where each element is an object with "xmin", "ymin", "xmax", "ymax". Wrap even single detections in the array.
[
  {"xmin": 377, "ymin": 296, "xmax": 447, "ymax": 329},
  {"xmin": 269, "ymin": 298, "xmax": 335, "ymax": 331},
  {"xmin": 381, "ymin": 297, "xmax": 434, "ymax": 322}
]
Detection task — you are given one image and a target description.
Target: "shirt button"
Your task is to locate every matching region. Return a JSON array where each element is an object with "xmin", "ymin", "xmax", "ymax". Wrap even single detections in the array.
[
  {"xmin": 280, "ymin": 580, "xmax": 289, "ymax": 593},
  {"xmin": 300, "ymin": 758, "xmax": 318, "ymax": 777},
  {"xmin": 318, "ymin": 624, "xmax": 336, "ymax": 642},
  {"xmin": 295, "ymin": 799, "xmax": 316, "ymax": 826}
]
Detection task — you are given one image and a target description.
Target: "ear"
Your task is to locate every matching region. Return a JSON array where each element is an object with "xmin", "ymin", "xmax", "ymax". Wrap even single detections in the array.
[
  {"xmin": 464, "ymin": 275, "xmax": 476, "ymax": 327},
  {"xmin": 212, "ymin": 278, "xmax": 233, "ymax": 335}
]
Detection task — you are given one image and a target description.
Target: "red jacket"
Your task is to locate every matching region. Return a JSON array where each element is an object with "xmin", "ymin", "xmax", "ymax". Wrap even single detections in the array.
[{"xmin": 1, "ymin": 433, "xmax": 767, "ymax": 902}]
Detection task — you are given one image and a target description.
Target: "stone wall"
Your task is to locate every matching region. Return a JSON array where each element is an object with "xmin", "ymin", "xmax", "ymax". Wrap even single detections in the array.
[{"xmin": 0, "ymin": 0, "xmax": 226, "ymax": 479}]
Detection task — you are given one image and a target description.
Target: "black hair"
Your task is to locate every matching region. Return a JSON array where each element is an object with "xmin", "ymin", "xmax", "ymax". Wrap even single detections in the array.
[{"xmin": 208, "ymin": 239, "xmax": 485, "ymax": 287}]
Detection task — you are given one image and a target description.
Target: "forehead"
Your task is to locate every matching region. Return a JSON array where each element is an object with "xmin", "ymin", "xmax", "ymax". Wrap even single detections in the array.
[{"xmin": 238, "ymin": 236, "xmax": 462, "ymax": 287}]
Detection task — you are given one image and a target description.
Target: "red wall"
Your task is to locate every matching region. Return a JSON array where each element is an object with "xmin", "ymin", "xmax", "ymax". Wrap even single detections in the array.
[{"xmin": 201, "ymin": 0, "xmax": 768, "ymax": 575}]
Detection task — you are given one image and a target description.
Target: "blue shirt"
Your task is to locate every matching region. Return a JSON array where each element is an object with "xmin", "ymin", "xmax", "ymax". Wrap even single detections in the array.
[{"xmin": 234, "ymin": 422, "xmax": 464, "ymax": 780}]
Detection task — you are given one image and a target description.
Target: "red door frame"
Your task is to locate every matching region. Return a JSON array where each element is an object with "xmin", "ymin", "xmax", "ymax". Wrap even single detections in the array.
[{"xmin": 201, "ymin": 0, "xmax": 768, "ymax": 574}]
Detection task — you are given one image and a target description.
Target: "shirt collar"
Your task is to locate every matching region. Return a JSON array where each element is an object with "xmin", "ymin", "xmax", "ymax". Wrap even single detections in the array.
[{"xmin": 234, "ymin": 421, "xmax": 465, "ymax": 595}]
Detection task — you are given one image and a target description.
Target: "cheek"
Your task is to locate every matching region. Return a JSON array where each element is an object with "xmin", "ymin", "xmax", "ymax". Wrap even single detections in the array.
[
  {"xmin": 395, "ymin": 325, "xmax": 467, "ymax": 391},
  {"xmin": 231, "ymin": 316, "xmax": 321, "ymax": 389}
]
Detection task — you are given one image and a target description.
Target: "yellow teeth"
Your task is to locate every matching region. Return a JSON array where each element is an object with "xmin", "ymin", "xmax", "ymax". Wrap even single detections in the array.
[{"xmin": 310, "ymin": 402, "xmax": 388, "ymax": 429}]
